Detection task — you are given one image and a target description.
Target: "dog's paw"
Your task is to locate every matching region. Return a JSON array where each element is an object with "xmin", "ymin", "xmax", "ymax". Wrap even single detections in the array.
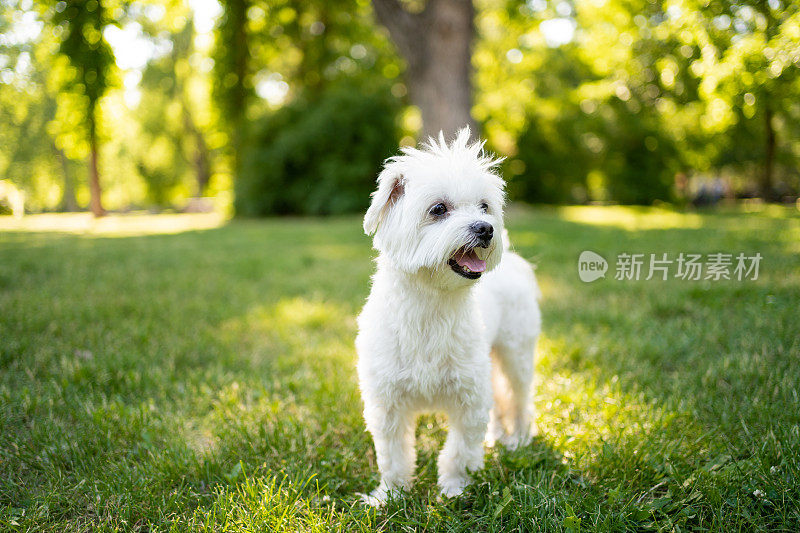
[
  {"xmin": 500, "ymin": 431, "xmax": 532, "ymax": 451},
  {"xmin": 484, "ymin": 428, "xmax": 504, "ymax": 449},
  {"xmin": 438, "ymin": 475, "xmax": 470, "ymax": 499},
  {"xmin": 359, "ymin": 492, "xmax": 385, "ymax": 507},
  {"xmin": 359, "ymin": 487, "xmax": 391, "ymax": 507}
]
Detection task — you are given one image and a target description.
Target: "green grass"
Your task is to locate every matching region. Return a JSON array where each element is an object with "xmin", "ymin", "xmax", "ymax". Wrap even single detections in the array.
[{"xmin": 1, "ymin": 206, "xmax": 799, "ymax": 532}]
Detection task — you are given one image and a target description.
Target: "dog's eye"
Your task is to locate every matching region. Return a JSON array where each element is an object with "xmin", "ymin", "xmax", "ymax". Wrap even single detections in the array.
[
  {"xmin": 429, "ymin": 203, "xmax": 447, "ymax": 217},
  {"xmin": 479, "ymin": 202, "xmax": 489, "ymax": 213}
]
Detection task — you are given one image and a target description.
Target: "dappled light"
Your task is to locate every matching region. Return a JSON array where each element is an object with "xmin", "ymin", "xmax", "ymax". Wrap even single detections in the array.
[
  {"xmin": 2, "ymin": 0, "xmax": 799, "ymax": 215},
  {"xmin": 557, "ymin": 205, "xmax": 704, "ymax": 231},
  {"xmin": 0, "ymin": 211, "xmax": 227, "ymax": 236},
  {"xmin": 535, "ymin": 333, "xmax": 709, "ymax": 471},
  {"xmin": 2, "ymin": 0, "xmax": 800, "ymax": 527},
  {"xmin": 2, "ymin": 209, "xmax": 798, "ymax": 529}
]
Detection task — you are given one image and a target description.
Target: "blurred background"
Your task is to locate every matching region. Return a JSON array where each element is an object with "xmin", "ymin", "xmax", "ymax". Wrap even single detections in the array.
[{"xmin": 1, "ymin": 0, "xmax": 799, "ymax": 218}]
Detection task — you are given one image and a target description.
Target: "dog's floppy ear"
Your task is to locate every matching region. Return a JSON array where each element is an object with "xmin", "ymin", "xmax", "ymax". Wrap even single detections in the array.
[{"xmin": 363, "ymin": 170, "xmax": 404, "ymax": 236}]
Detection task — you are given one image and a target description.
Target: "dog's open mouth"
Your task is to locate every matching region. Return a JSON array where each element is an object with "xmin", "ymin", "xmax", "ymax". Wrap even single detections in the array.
[{"xmin": 448, "ymin": 246, "xmax": 486, "ymax": 279}]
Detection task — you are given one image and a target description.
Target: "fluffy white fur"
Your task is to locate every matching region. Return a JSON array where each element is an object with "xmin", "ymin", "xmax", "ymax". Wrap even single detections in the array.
[{"xmin": 356, "ymin": 128, "xmax": 541, "ymax": 505}]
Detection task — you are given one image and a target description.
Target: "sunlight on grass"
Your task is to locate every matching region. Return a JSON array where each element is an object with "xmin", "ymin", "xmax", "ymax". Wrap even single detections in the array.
[
  {"xmin": 202, "ymin": 297, "xmax": 361, "ymax": 457},
  {"xmin": 535, "ymin": 335, "xmax": 706, "ymax": 474},
  {"xmin": 219, "ymin": 297, "xmax": 355, "ymax": 351},
  {"xmin": 0, "ymin": 212, "xmax": 227, "ymax": 236},
  {"xmin": 2, "ymin": 208, "xmax": 798, "ymax": 531},
  {"xmin": 272, "ymin": 298, "xmax": 349, "ymax": 330},
  {"xmin": 557, "ymin": 206, "xmax": 703, "ymax": 230},
  {"xmin": 505, "ymin": 230, "xmax": 545, "ymax": 249},
  {"xmin": 184, "ymin": 474, "xmax": 374, "ymax": 532},
  {"xmin": 737, "ymin": 201, "xmax": 800, "ymax": 217}
]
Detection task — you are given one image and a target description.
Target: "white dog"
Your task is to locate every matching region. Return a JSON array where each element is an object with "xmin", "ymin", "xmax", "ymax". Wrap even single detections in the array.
[{"xmin": 356, "ymin": 128, "xmax": 541, "ymax": 505}]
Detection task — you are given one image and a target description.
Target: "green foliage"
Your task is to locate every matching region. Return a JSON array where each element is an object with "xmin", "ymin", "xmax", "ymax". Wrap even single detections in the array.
[
  {"xmin": 477, "ymin": 0, "xmax": 800, "ymax": 204},
  {"xmin": 52, "ymin": 0, "xmax": 115, "ymax": 137},
  {"xmin": 236, "ymin": 84, "xmax": 400, "ymax": 216},
  {"xmin": 2, "ymin": 0, "xmax": 800, "ymax": 211},
  {"xmin": 586, "ymin": 100, "xmax": 678, "ymax": 205},
  {"xmin": 212, "ymin": 0, "xmax": 405, "ymax": 188},
  {"xmin": 213, "ymin": 0, "xmax": 252, "ymax": 132},
  {"xmin": 1, "ymin": 207, "xmax": 799, "ymax": 530},
  {"xmin": 0, "ymin": 1, "xmax": 79, "ymax": 211},
  {"xmin": 136, "ymin": 158, "xmax": 181, "ymax": 206},
  {"xmin": 242, "ymin": 0, "xmax": 402, "ymax": 94},
  {"xmin": 49, "ymin": 0, "xmax": 117, "ymax": 214},
  {"xmin": 507, "ymin": 53, "xmax": 678, "ymax": 204},
  {"xmin": 511, "ymin": 107, "xmax": 588, "ymax": 204},
  {"xmin": 674, "ymin": 0, "xmax": 800, "ymax": 196},
  {"xmin": 136, "ymin": 13, "xmax": 218, "ymax": 205}
]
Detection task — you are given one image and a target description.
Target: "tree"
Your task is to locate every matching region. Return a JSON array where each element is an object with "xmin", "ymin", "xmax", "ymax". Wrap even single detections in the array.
[
  {"xmin": 216, "ymin": 0, "xmax": 406, "ymax": 208},
  {"xmin": 245, "ymin": 0, "xmax": 400, "ymax": 98},
  {"xmin": 229, "ymin": 0, "xmax": 406, "ymax": 216},
  {"xmin": 52, "ymin": 0, "xmax": 116, "ymax": 216},
  {"xmin": 704, "ymin": 1, "xmax": 799, "ymax": 200},
  {"xmin": 474, "ymin": 0, "xmax": 799, "ymax": 203},
  {"xmin": 136, "ymin": 10, "xmax": 216, "ymax": 203},
  {"xmin": 372, "ymin": 0, "xmax": 477, "ymax": 140},
  {"xmin": 474, "ymin": 0, "xmax": 686, "ymax": 203},
  {"xmin": 214, "ymin": 0, "xmax": 252, "ymax": 177},
  {"xmin": 237, "ymin": 84, "xmax": 400, "ymax": 216},
  {"xmin": 0, "ymin": 1, "xmax": 86, "ymax": 212}
]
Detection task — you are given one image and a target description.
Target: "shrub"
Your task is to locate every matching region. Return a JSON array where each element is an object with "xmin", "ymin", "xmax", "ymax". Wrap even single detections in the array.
[
  {"xmin": 510, "ymin": 108, "xmax": 591, "ymax": 204},
  {"xmin": 235, "ymin": 84, "xmax": 401, "ymax": 216},
  {"xmin": 512, "ymin": 101, "xmax": 677, "ymax": 205}
]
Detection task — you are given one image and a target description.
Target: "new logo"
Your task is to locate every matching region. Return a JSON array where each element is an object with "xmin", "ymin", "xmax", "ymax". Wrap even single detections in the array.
[{"xmin": 578, "ymin": 250, "xmax": 608, "ymax": 282}]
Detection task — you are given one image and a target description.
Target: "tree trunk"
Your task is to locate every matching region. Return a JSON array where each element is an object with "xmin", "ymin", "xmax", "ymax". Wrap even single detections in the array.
[
  {"xmin": 372, "ymin": 0, "xmax": 477, "ymax": 141},
  {"xmin": 216, "ymin": 0, "xmax": 252, "ymax": 178},
  {"xmin": 181, "ymin": 108, "xmax": 212, "ymax": 196},
  {"xmin": 229, "ymin": 0, "xmax": 250, "ymax": 175},
  {"xmin": 762, "ymin": 106, "xmax": 775, "ymax": 201},
  {"xmin": 193, "ymin": 137, "xmax": 211, "ymax": 197},
  {"xmin": 55, "ymin": 144, "xmax": 78, "ymax": 212},
  {"xmin": 88, "ymin": 124, "xmax": 105, "ymax": 217}
]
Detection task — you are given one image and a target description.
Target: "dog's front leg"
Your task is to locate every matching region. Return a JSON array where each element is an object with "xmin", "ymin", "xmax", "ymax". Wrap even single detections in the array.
[
  {"xmin": 437, "ymin": 406, "xmax": 489, "ymax": 498},
  {"xmin": 363, "ymin": 407, "xmax": 416, "ymax": 506}
]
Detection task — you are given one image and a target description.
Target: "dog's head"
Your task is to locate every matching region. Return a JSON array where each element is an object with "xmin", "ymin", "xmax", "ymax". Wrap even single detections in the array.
[{"xmin": 364, "ymin": 127, "xmax": 506, "ymax": 288}]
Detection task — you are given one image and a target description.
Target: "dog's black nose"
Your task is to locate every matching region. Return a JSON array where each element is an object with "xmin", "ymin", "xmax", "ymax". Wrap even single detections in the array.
[{"xmin": 470, "ymin": 221, "xmax": 494, "ymax": 245}]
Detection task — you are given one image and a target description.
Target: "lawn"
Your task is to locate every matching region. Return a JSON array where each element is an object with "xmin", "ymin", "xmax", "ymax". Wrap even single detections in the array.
[{"xmin": 1, "ymin": 206, "xmax": 799, "ymax": 532}]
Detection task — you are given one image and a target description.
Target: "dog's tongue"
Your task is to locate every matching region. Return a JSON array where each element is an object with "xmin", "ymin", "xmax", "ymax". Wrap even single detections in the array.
[{"xmin": 455, "ymin": 249, "xmax": 486, "ymax": 273}]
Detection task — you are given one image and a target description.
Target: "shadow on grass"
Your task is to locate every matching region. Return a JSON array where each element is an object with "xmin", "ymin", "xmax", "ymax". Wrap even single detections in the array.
[{"xmin": 1, "ymin": 207, "xmax": 799, "ymax": 530}]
